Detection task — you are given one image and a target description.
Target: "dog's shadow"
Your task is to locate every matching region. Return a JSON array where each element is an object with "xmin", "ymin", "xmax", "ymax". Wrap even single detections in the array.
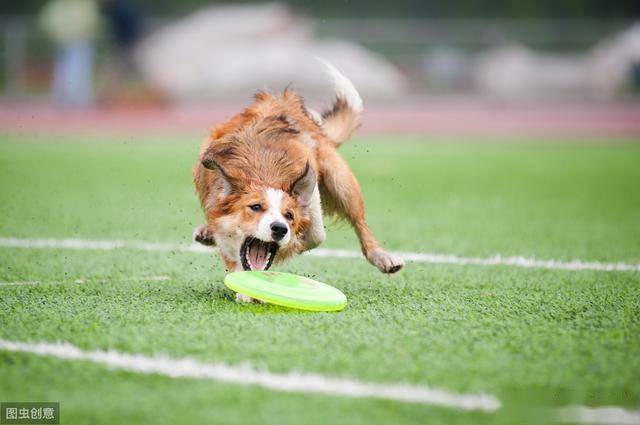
[{"xmin": 190, "ymin": 284, "xmax": 319, "ymax": 315}]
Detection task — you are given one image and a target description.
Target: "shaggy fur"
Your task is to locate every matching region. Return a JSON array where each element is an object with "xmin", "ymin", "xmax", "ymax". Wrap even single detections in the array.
[{"xmin": 193, "ymin": 61, "xmax": 403, "ymax": 300}]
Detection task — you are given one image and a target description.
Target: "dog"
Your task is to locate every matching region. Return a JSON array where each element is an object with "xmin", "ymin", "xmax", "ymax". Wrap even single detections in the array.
[{"xmin": 193, "ymin": 60, "xmax": 404, "ymax": 301}]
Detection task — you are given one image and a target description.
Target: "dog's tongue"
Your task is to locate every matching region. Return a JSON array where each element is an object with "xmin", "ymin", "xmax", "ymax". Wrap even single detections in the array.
[{"xmin": 248, "ymin": 240, "xmax": 269, "ymax": 270}]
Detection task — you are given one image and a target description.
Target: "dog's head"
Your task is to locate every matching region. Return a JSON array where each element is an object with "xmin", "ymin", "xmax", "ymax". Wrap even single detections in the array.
[{"xmin": 201, "ymin": 143, "xmax": 315, "ymax": 271}]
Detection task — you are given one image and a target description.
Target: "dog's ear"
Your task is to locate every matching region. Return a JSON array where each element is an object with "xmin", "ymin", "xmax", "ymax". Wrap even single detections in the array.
[
  {"xmin": 201, "ymin": 147, "xmax": 237, "ymax": 193},
  {"xmin": 292, "ymin": 162, "xmax": 316, "ymax": 207}
]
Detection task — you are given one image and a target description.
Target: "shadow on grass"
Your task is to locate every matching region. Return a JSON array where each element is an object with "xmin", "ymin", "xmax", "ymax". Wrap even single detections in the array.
[{"xmin": 188, "ymin": 284, "xmax": 346, "ymax": 315}]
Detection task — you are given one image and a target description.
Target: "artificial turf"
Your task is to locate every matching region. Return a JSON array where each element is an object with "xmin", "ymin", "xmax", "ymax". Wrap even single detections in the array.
[{"xmin": 1, "ymin": 134, "xmax": 639, "ymax": 424}]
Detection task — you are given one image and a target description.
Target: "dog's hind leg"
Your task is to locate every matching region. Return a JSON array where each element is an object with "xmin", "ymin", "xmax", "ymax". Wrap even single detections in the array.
[{"xmin": 316, "ymin": 145, "xmax": 404, "ymax": 273}]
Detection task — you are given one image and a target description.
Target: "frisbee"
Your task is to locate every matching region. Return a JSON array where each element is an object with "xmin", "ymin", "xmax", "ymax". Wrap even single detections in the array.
[{"xmin": 224, "ymin": 271, "xmax": 347, "ymax": 312}]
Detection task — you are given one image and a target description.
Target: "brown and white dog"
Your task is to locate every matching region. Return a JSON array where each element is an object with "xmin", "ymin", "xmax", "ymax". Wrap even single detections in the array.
[{"xmin": 193, "ymin": 60, "xmax": 404, "ymax": 301}]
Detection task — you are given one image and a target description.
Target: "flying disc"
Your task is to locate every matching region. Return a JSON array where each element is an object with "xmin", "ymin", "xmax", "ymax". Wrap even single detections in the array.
[{"xmin": 224, "ymin": 271, "xmax": 347, "ymax": 312}]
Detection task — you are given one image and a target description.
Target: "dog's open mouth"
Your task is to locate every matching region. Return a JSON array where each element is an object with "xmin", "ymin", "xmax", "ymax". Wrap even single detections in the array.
[{"xmin": 240, "ymin": 237, "xmax": 278, "ymax": 271}]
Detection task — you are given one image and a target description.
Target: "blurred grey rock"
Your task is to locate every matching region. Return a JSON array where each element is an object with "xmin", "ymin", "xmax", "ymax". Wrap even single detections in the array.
[
  {"xmin": 420, "ymin": 46, "xmax": 471, "ymax": 90},
  {"xmin": 589, "ymin": 23, "xmax": 640, "ymax": 98},
  {"xmin": 135, "ymin": 3, "xmax": 406, "ymax": 100},
  {"xmin": 473, "ymin": 23, "xmax": 640, "ymax": 100},
  {"xmin": 473, "ymin": 45, "xmax": 589, "ymax": 101}
]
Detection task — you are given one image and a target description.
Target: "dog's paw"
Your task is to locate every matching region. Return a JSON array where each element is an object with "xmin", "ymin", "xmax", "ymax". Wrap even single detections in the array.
[
  {"xmin": 193, "ymin": 225, "xmax": 216, "ymax": 246},
  {"xmin": 235, "ymin": 292, "xmax": 254, "ymax": 303},
  {"xmin": 235, "ymin": 293, "xmax": 265, "ymax": 304},
  {"xmin": 367, "ymin": 250, "xmax": 404, "ymax": 274}
]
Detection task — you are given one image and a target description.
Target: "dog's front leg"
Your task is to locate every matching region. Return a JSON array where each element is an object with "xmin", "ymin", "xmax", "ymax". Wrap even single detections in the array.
[
  {"xmin": 235, "ymin": 293, "xmax": 255, "ymax": 303},
  {"xmin": 302, "ymin": 185, "xmax": 326, "ymax": 251},
  {"xmin": 193, "ymin": 224, "xmax": 216, "ymax": 246},
  {"xmin": 218, "ymin": 253, "xmax": 263, "ymax": 304}
]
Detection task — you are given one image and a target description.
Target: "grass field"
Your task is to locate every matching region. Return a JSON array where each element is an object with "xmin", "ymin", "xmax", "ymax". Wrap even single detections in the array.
[{"xmin": 1, "ymin": 133, "xmax": 639, "ymax": 424}]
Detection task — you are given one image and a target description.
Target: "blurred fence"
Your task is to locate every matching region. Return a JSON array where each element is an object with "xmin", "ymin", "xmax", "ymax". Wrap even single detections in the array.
[
  {"xmin": 0, "ymin": 14, "xmax": 634, "ymax": 98},
  {"xmin": 316, "ymin": 18, "xmax": 632, "ymax": 51}
]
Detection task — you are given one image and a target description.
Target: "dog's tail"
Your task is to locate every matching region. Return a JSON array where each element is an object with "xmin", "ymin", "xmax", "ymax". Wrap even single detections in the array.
[{"xmin": 315, "ymin": 58, "xmax": 363, "ymax": 148}]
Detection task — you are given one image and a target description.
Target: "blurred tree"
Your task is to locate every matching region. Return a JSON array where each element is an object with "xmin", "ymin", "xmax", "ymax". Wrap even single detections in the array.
[{"xmin": 2, "ymin": 0, "xmax": 639, "ymax": 18}]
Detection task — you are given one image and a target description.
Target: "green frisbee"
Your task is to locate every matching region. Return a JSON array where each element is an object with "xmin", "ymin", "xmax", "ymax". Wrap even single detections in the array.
[{"xmin": 224, "ymin": 271, "xmax": 347, "ymax": 312}]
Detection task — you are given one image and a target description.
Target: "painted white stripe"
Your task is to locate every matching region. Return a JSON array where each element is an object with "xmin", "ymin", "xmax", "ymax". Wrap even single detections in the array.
[
  {"xmin": 555, "ymin": 405, "xmax": 640, "ymax": 424},
  {"xmin": 0, "ymin": 339, "xmax": 500, "ymax": 411},
  {"xmin": 0, "ymin": 236, "xmax": 208, "ymax": 253},
  {"xmin": 0, "ymin": 275, "xmax": 170, "ymax": 286},
  {"xmin": 406, "ymin": 253, "xmax": 640, "ymax": 272},
  {"xmin": 1, "ymin": 236, "xmax": 638, "ymax": 273}
]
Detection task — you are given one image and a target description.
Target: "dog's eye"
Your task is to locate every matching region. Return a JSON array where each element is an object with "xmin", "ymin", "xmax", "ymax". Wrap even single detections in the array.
[
  {"xmin": 248, "ymin": 204, "xmax": 263, "ymax": 212},
  {"xmin": 284, "ymin": 211, "xmax": 294, "ymax": 221}
]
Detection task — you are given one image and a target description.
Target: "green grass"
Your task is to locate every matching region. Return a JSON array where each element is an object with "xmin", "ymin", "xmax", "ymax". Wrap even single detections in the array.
[{"xmin": 1, "ymin": 133, "xmax": 639, "ymax": 424}]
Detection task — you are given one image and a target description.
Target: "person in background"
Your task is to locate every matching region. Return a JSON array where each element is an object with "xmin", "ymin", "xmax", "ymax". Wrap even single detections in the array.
[
  {"xmin": 38, "ymin": 0, "xmax": 100, "ymax": 107},
  {"xmin": 100, "ymin": 0, "xmax": 142, "ymax": 100}
]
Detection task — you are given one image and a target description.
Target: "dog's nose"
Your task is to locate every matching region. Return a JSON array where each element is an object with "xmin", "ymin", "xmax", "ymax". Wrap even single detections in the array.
[{"xmin": 270, "ymin": 222, "xmax": 288, "ymax": 241}]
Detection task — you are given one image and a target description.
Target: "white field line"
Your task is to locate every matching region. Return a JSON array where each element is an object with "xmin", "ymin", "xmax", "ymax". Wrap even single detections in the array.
[
  {"xmin": 555, "ymin": 405, "xmax": 640, "ymax": 425},
  {"xmin": 0, "ymin": 275, "xmax": 170, "ymax": 286},
  {"xmin": 1, "ymin": 236, "xmax": 639, "ymax": 273},
  {"xmin": 0, "ymin": 339, "xmax": 500, "ymax": 412}
]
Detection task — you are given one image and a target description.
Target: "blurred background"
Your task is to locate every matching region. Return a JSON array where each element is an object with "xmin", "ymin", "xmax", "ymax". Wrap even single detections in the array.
[
  {"xmin": 0, "ymin": 0, "xmax": 639, "ymax": 137},
  {"xmin": 1, "ymin": 5, "xmax": 639, "ymax": 422}
]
